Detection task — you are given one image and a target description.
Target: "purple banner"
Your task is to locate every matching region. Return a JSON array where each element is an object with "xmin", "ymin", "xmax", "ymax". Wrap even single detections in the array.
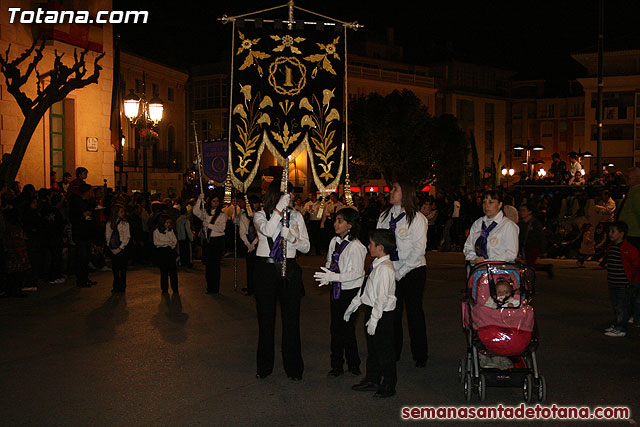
[{"xmin": 202, "ymin": 140, "xmax": 228, "ymax": 185}]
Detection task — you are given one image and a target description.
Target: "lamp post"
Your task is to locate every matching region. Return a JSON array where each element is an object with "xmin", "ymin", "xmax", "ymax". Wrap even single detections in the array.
[
  {"xmin": 501, "ymin": 167, "xmax": 515, "ymax": 188},
  {"xmin": 123, "ymin": 72, "xmax": 164, "ymax": 193},
  {"xmin": 513, "ymin": 141, "xmax": 544, "ymax": 177}
]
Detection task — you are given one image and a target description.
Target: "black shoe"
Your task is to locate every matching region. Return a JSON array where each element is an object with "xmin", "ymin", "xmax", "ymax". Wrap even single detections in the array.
[
  {"xmin": 88, "ymin": 280, "xmax": 98, "ymax": 286},
  {"xmin": 288, "ymin": 375, "xmax": 302, "ymax": 381},
  {"xmin": 373, "ymin": 386, "xmax": 396, "ymax": 398},
  {"xmin": 205, "ymin": 290, "xmax": 218, "ymax": 295},
  {"xmin": 352, "ymin": 380, "xmax": 379, "ymax": 392},
  {"xmin": 256, "ymin": 372, "xmax": 271, "ymax": 379},
  {"xmin": 327, "ymin": 368, "xmax": 344, "ymax": 377},
  {"xmin": 415, "ymin": 359, "xmax": 426, "ymax": 368},
  {"xmin": 348, "ymin": 366, "xmax": 361, "ymax": 376},
  {"xmin": 77, "ymin": 282, "xmax": 92, "ymax": 288}
]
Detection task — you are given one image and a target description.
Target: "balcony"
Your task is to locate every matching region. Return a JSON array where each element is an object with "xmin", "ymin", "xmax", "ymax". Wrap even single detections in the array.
[
  {"xmin": 348, "ymin": 64, "xmax": 435, "ymax": 88},
  {"xmin": 120, "ymin": 148, "xmax": 183, "ymax": 171}
]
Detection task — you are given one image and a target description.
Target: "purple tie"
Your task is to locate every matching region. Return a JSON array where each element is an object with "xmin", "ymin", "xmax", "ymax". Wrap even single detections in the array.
[
  {"xmin": 389, "ymin": 212, "xmax": 406, "ymax": 261},
  {"xmin": 269, "ymin": 233, "xmax": 283, "ymax": 262},
  {"xmin": 474, "ymin": 220, "xmax": 498, "ymax": 259},
  {"xmin": 329, "ymin": 240, "xmax": 350, "ymax": 300}
]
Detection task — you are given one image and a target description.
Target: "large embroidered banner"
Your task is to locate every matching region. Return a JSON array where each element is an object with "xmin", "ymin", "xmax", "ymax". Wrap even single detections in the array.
[{"xmin": 230, "ymin": 23, "xmax": 344, "ymax": 192}]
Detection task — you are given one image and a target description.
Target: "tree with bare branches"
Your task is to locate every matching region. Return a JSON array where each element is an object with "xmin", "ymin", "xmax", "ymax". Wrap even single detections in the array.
[{"xmin": 0, "ymin": 38, "xmax": 106, "ymax": 183}]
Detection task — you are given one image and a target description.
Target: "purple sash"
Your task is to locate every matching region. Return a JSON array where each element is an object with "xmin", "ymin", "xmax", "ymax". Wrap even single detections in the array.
[{"xmin": 329, "ymin": 239, "xmax": 350, "ymax": 300}]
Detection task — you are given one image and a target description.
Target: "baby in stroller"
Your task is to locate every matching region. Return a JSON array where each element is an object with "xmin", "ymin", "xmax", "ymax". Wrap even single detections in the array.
[
  {"xmin": 459, "ymin": 262, "xmax": 546, "ymax": 402},
  {"xmin": 484, "ymin": 279, "xmax": 520, "ymax": 309}
]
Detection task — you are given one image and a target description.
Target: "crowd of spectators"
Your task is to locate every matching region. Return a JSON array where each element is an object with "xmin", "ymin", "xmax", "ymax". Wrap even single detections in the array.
[{"xmin": 0, "ymin": 160, "xmax": 636, "ymax": 298}]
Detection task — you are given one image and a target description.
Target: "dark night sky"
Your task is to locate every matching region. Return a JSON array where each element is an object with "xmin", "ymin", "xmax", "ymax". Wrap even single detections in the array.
[{"xmin": 114, "ymin": 0, "xmax": 640, "ymax": 83}]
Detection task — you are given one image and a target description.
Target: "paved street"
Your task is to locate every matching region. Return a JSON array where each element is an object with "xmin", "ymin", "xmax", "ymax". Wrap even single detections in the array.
[{"xmin": 1, "ymin": 252, "xmax": 638, "ymax": 426}]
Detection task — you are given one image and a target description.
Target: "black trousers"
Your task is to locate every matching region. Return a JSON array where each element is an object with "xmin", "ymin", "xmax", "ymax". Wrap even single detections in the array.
[
  {"xmin": 204, "ymin": 236, "xmax": 225, "ymax": 293},
  {"xmin": 254, "ymin": 259, "xmax": 304, "ymax": 378},
  {"xmin": 308, "ymin": 221, "xmax": 322, "ymax": 254},
  {"xmin": 75, "ymin": 239, "xmax": 91, "ymax": 285},
  {"xmin": 110, "ymin": 250, "xmax": 128, "ymax": 291},
  {"xmin": 157, "ymin": 247, "xmax": 178, "ymax": 293},
  {"xmin": 364, "ymin": 307, "xmax": 396, "ymax": 388},
  {"xmin": 245, "ymin": 250, "xmax": 257, "ymax": 293},
  {"xmin": 178, "ymin": 239, "xmax": 192, "ymax": 267},
  {"xmin": 394, "ymin": 265, "xmax": 428, "ymax": 362},
  {"xmin": 330, "ymin": 287, "xmax": 360, "ymax": 370}
]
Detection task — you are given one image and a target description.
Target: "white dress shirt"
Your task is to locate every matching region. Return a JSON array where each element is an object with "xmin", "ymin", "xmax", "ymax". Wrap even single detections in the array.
[
  {"xmin": 254, "ymin": 208, "xmax": 310, "ymax": 258},
  {"xmin": 377, "ymin": 205, "xmax": 428, "ymax": 280},
  {"xmin": 105, "ymin": 219, "xmax": 130, "ymax": 255},
  {"xmin": 463, "ymin": 210, "xmax": 519, "ymax": 263},
  {"xmin": 193, "ymin": 200, "xmax": 227, "ymax": 238},
  {"xmin": 346, "ymin": 255, "xmax": 396, "ymax": 325},
  {"xmin": 304, "ymin": 200, "xmax": 321, "ymax": 221},
  {"xmin": 238, "ymin": 211, "xmax": 258, "ymax": 251},
  {"xmin": 153, "ymin": 229, "xmax": 177, "ymax": 249},
  {"xmin": 324, "ymin": 235, "xmax": 367, "ymax": 290}
]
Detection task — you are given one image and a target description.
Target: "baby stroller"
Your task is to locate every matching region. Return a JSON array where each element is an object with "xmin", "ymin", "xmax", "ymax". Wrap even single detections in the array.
[{"xmin": 458, "ymin": 261, "xmax": 546, "ymax": 402}]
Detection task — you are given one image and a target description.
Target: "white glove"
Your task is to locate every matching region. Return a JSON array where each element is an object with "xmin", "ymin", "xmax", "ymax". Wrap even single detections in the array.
[
  {"xmin": 343, "ymin": 308, "xmax": 354, "ymax": 322},
  {"xmin": 314, "ymin": 267, "xmax": 339, "ymax": 284},
  {"xmin": 366, "ymin": 318, "xmax": 378, "ymax": 335},
  {"xmin": 247, "ymin": 242, "xmax": 256, "ymax": 252},
  {"xmin": 281, "ymin": 226, "xmax": 297, "ymax": 243},
  {"xmin": 198, "ymin": 192, "xmax": 205, "ymax": 200},
  {"xmin": 275, "ymin": 193, "xmax": 291, "ymax": 212}
]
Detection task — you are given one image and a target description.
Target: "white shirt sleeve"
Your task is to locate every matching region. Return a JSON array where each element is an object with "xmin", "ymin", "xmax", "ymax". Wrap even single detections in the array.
[{"xmin": 370, "ymin": 263, "xmax": 396, "ymax": 323}]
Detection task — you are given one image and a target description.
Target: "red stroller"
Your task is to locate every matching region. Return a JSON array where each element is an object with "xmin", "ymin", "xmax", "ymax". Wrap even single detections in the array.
[{"xmin": 459, "ymin": 261, "xmax": 546, "ymax": 402}]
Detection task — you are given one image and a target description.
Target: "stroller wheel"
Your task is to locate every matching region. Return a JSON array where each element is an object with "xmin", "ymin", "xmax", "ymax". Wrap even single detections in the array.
[
  {"xmin": 478, "ymin": 374, "xmax": 486, "ymax": 402},
  {"xmin": 458, "ymin": 359, "xmax": 464, "ymax": 383},
  {"xmin": 463, "ymin": 373, "xmax": 473, "ymax": 401},
  {"xmin": 523, "ymin": 375, "xmax": 534, "ymax": 403},
  {"xmin": 537, "ymin": 375, "xmax": 547, "ymax": 403}
]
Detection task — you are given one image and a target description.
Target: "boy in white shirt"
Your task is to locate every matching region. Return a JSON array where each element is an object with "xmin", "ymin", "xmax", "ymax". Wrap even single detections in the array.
[{"xmin": 344, "ymin": 229, "xmax": 397, "ymax": 398}]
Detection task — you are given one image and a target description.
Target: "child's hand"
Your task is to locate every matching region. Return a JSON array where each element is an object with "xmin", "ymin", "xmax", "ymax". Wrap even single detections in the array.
[
  {"xmin": 366, "ymin": 319, "xmax": 377, "ymax": 335},
  {"xmin": 314, "ymin": 267, "xmax": 338, "ymax": 284}
]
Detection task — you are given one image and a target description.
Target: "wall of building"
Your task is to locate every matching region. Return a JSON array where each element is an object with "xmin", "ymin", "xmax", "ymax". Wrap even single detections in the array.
[{"xmin": 0, "ymin": 0, "xmax": 114, "ymax": 188}]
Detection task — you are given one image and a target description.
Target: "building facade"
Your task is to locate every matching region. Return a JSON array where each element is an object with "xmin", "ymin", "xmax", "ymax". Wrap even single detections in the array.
[
  {"xmin": 0, "ymin": 0, "xmax": 114, "ymax": 189},
  {"xmin": 119, "ymin": 52, "xmax": 188, "ymax": 195},
  {"xmin": 574, "ymin": 50, "xmax": 640, "ymax": 171}
]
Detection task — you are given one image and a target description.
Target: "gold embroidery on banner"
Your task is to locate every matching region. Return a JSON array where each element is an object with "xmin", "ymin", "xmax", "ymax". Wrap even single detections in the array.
[
  {"xmin": 267, "ymin": 57, "xmax": 307, "ymax": 96},
  {"xmin": 271, "ymin": 122, "xmax": 301, "ymax": 152},
  {"xmin": 270, "ymin": 35, "xmax": 305, "ymax": 54},
  {"xmin": 232, "ymin": 85, "xmax": 272, "ymax": 176},
  {"xmin": 279, "ymin": 99, "xmax": 294, "ymax": 116},
  {"xmin": 304, "ymin": 36, "xmax": 341, "ymax": 78},
  {"xmin": 236, "ymin": 31, "xmax": 271, "ymax": 76},
  {"xmin": 300, "ymin": 89, "xmax": 340, "ymax": 180}
]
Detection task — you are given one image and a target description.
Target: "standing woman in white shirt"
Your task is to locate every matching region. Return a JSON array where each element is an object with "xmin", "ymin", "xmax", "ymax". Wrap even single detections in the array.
[
  {"xmin": 253, "ymin": 180, "xmax": 310, "ymax": 380},
  {"xmin": 463, "ymin": 190, "xmax": 519, "ymax": 265},
  {"xmin": 314, "ymin": 208, "xmax": 367, "ymax": 377},
  {"xmin": 105, "ymin": 204, "xmax": 130, "ymax": 293},
  {"xmin": 377, "ymin": 181, "xmax": 429, "ymax": 367},
  {"xmin": 193, "ymin": 192, "xmax": 227, "ymax": 294},
  {"xmin": 153, "ymin": 214, "xmax": 179, "ymax": 294}
]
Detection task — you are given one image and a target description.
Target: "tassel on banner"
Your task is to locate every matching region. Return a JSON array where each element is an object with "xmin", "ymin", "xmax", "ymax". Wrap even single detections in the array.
[
  {"xmin": 245, "ymin": 193, "xmax": 253, "ymax": 217},
  {"xmin": 316, "ymin": 193, "xmax": 326, "ymax": 220},
  {"xmin": 224, "ymin": 172, "xmax": 233, "ymax": 204},
  {"xmin": 344, "ymin": 174, "xmax": 353, "ymax": 207}
]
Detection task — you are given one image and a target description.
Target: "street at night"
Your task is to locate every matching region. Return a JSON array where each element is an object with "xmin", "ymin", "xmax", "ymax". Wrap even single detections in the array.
[{"xmin": 1, "ymin": 252, "xmax": 637, "ymax": 425}]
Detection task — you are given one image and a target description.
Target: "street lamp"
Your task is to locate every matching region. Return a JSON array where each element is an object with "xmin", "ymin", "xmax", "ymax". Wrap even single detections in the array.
[
  {"xmin": 501, "ymin": 167, "xmax": 515, "ymax": 187},
  {"xmin": 514, "ymin": 141, "xmax": 544, "ymax": 177},
  {"xmin": 122, "ymin": 72, "xmax": 164, "ymax": 193}
]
